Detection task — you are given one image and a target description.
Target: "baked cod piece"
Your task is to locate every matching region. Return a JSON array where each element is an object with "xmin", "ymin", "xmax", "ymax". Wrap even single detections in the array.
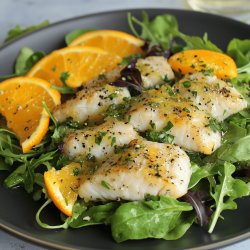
[
  {"xmin": 173, "ymin": 73, "xmax": 247, "ymax": 121},
  {"xmin": 63, "ymin": 119, "xmax": 138, "ymax": 161},
  {"xmin": 136, "ymin": 56, "xmax": 175, "ymax": 88},
  {"xmin": 78, "ymin": 139, "xmax": 191, "ymax": 201},
  {"xmin": 126, "ymin": 86, "xmax": 221, "ymax": 155},
  {"xmin": 53, "ymin": 83, "xmax": 130, "ymax": 124}
]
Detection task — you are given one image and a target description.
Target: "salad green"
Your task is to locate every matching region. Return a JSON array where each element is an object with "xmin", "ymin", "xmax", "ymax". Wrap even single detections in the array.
[{"xmin": 0, "ymin": 11, "xmax": 250, "ymax": 243}]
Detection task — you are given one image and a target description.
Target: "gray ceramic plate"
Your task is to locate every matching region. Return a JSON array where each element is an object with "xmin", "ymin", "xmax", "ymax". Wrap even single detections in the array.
[{"xmin": 0, "ymin": 8, "xmax": 249, "ymax": 250}]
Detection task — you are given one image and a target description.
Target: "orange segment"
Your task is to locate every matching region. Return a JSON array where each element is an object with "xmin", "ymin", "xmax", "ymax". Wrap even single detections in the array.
[
  {"xmin": 69, "ymin": 30, "xmax": 144, "ymax": 58},
  {"xmin": 44, "ymin": 162, "xmax": 82, "ymax": 217},
  {"xmin": 168, "ymin": 50, "xmax": 237, "ymax": 79},
  {"xmin": 0, "ymin": 77, "xmax": 61, "ymax": 152},
  {"xmin": 27, "ymin": 46, "xmax": 122, "ymax": 88}
]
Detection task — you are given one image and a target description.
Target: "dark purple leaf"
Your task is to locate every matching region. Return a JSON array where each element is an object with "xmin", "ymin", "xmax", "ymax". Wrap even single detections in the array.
[
  {"xmin": 57, "ymin": 142, "xmax": 64, "ymax": 153},
  {"xmin": 180, "ymin": 190, "xmax": 212, "ymax": 227},
  {"xmin": 110, "ymin": 58, "xmax": 143, "ymax": 95},
  {"xmin": 142, "ymin": 41, "xmax": 172, "ymax": 58}
]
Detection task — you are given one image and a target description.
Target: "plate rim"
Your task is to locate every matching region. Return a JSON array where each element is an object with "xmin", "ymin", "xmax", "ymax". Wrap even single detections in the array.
[{"xmin": 0, "ymin": 7, "xmax": 250, "ymax": 250}]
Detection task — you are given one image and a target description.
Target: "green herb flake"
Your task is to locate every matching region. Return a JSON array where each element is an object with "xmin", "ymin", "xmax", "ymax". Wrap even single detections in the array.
[
  {"xmin": 203, "ymin": 68, "xmax": 214, "ymax": 76},
  {"xmin": 108, "ymin": 92, "xmax": 118, "ymax": 100},
  {"xmin": 95, "ymin": 132, "xmax": 107, "ymax": 145},
  {"xmin": 191, "ymin": 91, "xmax": 197, "ymax": 97},
  {"xmin": 206, "ymin": 118, "xmax": 226, "ymax": 133},
  {"xmin": 73, "ymin": 168, "xmax": 79, "ymax": 176},
  {"xmin": 101, "ymin": 180, "xmax": 113, "ymax": 190},
  {"xmin": 111, "ymin": 137, "xmax": 116, "ymax": 147},
  {"xmin": 163, "ymin": 121, "xmax": 173, "ymax": 132},
  {"xmin": 149, "ymin": 120, "xmax": 156, "ymax": 130},
  {"xmin": 182, "ymin": 81, "xmax": 191, "ymax": 88},
  {"xmin": 86, "ymin": 153, "xmax": 96, "ymax": 162},
  {"xmin": 182, "ymin": 107, "xmax": 190, "ymax": 113}
]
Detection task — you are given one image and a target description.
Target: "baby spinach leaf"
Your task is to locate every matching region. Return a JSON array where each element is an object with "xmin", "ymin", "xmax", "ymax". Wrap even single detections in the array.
[
  {"xmin": 65, "ymin": 29, "xmax": 94, "ymax": 45},
  {"xmin": 163, "ymin": 213, "xmax": 195, "ymax": 240},
  {"xmin": 111, "ymin": 196, "xmax": 192, "ymax": 242},
  {"xmin": 208, "ymin": 162, "xmax": 250, "ymax": 233},
  {"xmin": 5, "ymin": 20, "xmax": 49, "ymax": 43},
  {"xmin": 68, "ymin": 200, "xmax": 119, "ymax": 228}
]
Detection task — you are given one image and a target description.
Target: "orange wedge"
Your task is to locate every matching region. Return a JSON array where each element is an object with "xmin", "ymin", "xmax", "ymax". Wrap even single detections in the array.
[
  {"xmin": 0, "ymin": 77, "xmax": 61, "ymax": 152},
  {"xmin": 44, "ymin": 162, "xmax": 82, "ymax": 217},
  {"xmin": 168, "ymin": 50, "xmax": 237, "ymax": 79},
  {"xmin": 27, "ymin": 46, "xmax": 122, "ymax": 88},
  {"xmin": 69, "ymin": 30, "xmax": 144, "ymax": 58}
]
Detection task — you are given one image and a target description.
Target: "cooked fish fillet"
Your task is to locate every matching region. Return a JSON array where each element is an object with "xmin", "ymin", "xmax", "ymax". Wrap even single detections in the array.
[
  {"xmin": 126, "ymin": 86, "xmax": 221, "ymax": 154},
  {"xmin": 78, "ymin": 139, "xmax": 191, "ymax": 201},
  {"xmin": 53, "ymin": 83, "xmax": 130, "ymax": 124},
  {"xmin": 136, "ymin": 56, "xmax": 174, "ymax": 88},
  {"xmin": 63, "ymin": 119, "xmax": 138, "ymax": 161},
  {"xmin": 173, "ymin": 73, "xmax": 247, "ymax": 121}
]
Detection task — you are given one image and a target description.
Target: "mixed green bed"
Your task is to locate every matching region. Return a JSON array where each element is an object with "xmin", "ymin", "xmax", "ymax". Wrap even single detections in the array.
[{"xmin": 1, "ymin": 12, "xmax": 250, "ymax": 242}]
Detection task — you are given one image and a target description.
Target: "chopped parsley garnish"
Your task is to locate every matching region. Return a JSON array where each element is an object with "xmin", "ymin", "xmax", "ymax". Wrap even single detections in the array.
[
  {"xmin": 106, "ymin": 97, "xmax": 131, "ymax": 120},
  {"xmin": 163, "ymin": 121, "xmax": 173, "ymax": 132},
  {"xmin": 203, "ymin": 68, "xmax": 214, "ymax": 76},
  {"xmin": 50, "ymin": 71, "xmax": 75, "ymax": 94},
  {"xmin": 191, "ymin": 91, "xmax": 198, "ymax": 97},
  {"xmin": 95, "ymin": 132, "xmax": 107, "ymax": 145},
  {"xmin": 183, "ymin": 107, "xmax": 190, "ymax": 113},
  {"xmin": 73, "ymin": 168, "xmax": 79, "ymax": 176},
  {"xmin": 110, "ymin": 136, "xmax": 116, "ymax": 146},
  {"xmin": 167, "ymin": 88, "xmax": 175, "ymax": 96},
  {"xmin": 163, "ymin": 75, "xmax": 175, "ymax": 84},
  {"xmin": 86, "ymin": 153, "xmax": 96, "ymax": 162},
  {"xmin": 150, "ymin": 120, "xmax": 156, "ymax": 130},
  {"xmin": 206, "ymin": 118, "xmax": 227, "ymax": 133},
  {"xmin": 182, "ymin": 81, "xmax": 191, "ymax": 88},
  {"xmin": 108, "ymin": 92, "xmax": 118, "ymax": 100},
  {"xmin": 101, "ymin": 180, "xmax": 113, "ymax": 190}
]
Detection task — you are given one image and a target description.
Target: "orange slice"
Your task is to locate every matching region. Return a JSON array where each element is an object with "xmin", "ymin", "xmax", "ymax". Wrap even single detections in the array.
[
  {"xmin": 27, "ymin": 46, "xmax": 122, "ymax": 88},
  {"xmin": 69, "ymin": 30, "xmax": 144, "ymax": 58},
  {"xmin": 44, "ymin": 162, "xmax": 82, "ymax": 217},
  {"xmin": 168, "ymin": 50, "xmax": 237, "ymax": 79},
  {"xmin": 0, "ymin": 77, "xmax": 61, "ymax": 152}
]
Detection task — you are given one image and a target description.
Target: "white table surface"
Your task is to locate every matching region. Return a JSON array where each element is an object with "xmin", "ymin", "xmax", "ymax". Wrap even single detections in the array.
[{"xmin": 0, "ymin": 0, "xmax": 249, "ymax": 249}]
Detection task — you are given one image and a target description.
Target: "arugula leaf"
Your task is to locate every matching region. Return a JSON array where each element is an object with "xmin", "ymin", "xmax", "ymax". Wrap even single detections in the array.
[
  {"xmin": 111, "ymin": 196, "xmax": 192, "ymax": 242},
  {"xmin": 128, "ymin": 12, "xmax": 221, "ymax": 52},
  {"xmin": 227, "ymin": 39, "xmax": 250, "ymax": 67},
  {"xmin": 206, "ymin": 112, "xmax": 250, "ymax": 163},
  {"xmin": 65, "ymin": 29, "xmax": 94, "ymax": 45},
  {"xmin": 5, "ymin": 20, "xmax": 49, "ymax": 43},
  {"xmin": 208, "ymin": 162, "xmax": 250, "ymax": 233},
  {"xmin": 178, "ymin": 32, "xmax": 221, "ymax": 52}
]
